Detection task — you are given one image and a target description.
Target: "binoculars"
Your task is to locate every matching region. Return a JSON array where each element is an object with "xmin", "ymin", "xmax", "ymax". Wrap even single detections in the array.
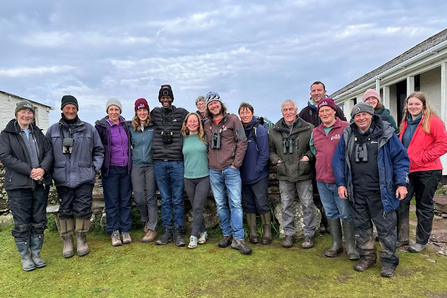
[
  {"xmin": 282, "ymin": 138, "xmax": 294, "ymax": 154},
  {"xmin": 63, "ymin": 137, "xmax": 74, "ymax": 154},
  {"xmin": 211, "ymin": 132, "xmax": 222, "ymax": 149},
  {"xmin": 355, "ymin": 143, "xmax": 368, "ymax": 162}
]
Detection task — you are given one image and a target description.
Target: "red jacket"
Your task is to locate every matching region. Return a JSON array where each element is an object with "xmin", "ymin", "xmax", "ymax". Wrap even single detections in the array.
[
  {"xmin": 312, "ymin": 118, "xmax": 349, "ymax": 183},
  {"xmin": 399, "ymin": 115, "xmax": 447, "ymax": 173}
]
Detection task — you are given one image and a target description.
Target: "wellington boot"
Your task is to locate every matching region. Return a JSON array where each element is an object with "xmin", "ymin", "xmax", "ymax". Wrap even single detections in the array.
[
  {"xmin": 325, "ymin": 219, "xmax": 343, "ymax": 257},
  {"xmin": 246, "ymin": 213, "xmax": 259, "ymax": 244},
  {"xmin": 30, "ymin": 234, "xmax": 46, "ymax": 268},
  {"xmin": 354, "ymin": 257, "xmax": 377, "ymax": 272},
  {"xmin": 260, "ymin": 213, "xmax": 272, "ymax": 245},
  {"xmin": 59, "ymin": 218, "xmax": 74, "ymax": 258},
  {"xmin": 15, "ymin": 239, "xmax": 36, "ymax": 271},
  {"xmin": 75, "ymin": 218, "xmax": 91, "ymax": 257},
  {"xmin": 342, "ymin": 221, "xmax": 360, "ymax": 260}
]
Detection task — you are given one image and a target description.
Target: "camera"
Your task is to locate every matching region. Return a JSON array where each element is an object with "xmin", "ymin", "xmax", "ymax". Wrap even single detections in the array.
[
  {"xmin": 282, "ymin": 138, "xmax": 294, "ymax": 154},
  {"xmin": 63, "ymin": 137, "xmax": 74, "ymax": 154},
  {"xmin": 211, "ymin": 132, "xmax": 221, "ymax": 149},
  {"xmin": 355, "ymin": 143, "xmax": 368, "ymax": 162},
  {"xmin": 161, "ymin": 130, "xmax": 173, "ymax": 144}
]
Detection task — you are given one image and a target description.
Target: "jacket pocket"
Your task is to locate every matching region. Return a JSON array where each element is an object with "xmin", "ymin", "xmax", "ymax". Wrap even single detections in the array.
[
  {"xmin": 79, "ymin": 161, "xmax": 95, "ymax": 182},
  {"xmin": 276, "ymin": 162, "xmax": 287, "ymax": 177},
  {"xmin": 297, "ymin": 160, "xmax": 311, "ymax": 176}
]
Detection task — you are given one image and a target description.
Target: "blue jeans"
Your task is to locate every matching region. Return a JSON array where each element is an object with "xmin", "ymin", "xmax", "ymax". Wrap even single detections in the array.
[
  {"xmin": 209, "ymin": 167, "xmax": 245, "ymax": 240},
  {"xmin": 154, "ymin": 160, "xmax": 185, "ymax": 228},
  {"xmin": 317, "ymin": 181, "xmax": 352, "ymax": 221}
]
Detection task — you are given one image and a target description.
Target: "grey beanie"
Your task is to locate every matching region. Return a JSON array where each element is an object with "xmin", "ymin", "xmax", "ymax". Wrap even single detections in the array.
[
  {"xmin": 15, "ymin": 100, "xmax": 35, "ymax": 115},
  {"xmin": 106, "ymin": 98, "xmax": 122, "ymax": 113},
  {"xmin": 351, "ymin": 102, "xmax": 374, "ymax": 118}
]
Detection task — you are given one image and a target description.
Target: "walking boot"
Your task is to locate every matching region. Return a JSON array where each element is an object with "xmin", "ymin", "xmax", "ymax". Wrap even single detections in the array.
[
  {"xmin": 59, "ymin": 218, "xmax": 75, "ymax": 258},
  {"xmin": 231, "ymin": 239, "xmax": 252, "ymax": 255},
  {"xmin": 302, "ymin": 235, "xmax": 314, "ymax": 249},
  {"xmin": 75, "ymin": 218, "xmax": 91, "ymax": 256},
  {"xmin": 325, "ymin": 219, "xmax": 343, "ymax": 257},
  {"xmin": 282, "ymin": 235, "xmax": 294, "ymax": 248},
  {"xmin": 188, "ymin": 236, "xmax": 198, "ymax": 249},
  {"xmin": 15, "ymin": 238, "xmax": 36, "ymax": 271},
  {"xmin": 354, "ymin": 256, "xmax": 377, "ymax": 272},
  {"xmin": 173, "ymin": 226, "xmax": 186, "ymax": 247},
  {"xmin": 111, "ymin": 230, "xmax": 122, "ymax": 246},
  {"xmin": 218, "ymin": 235, "xmax": 233, "ymax": 248},
  {"xmin": 156, "ymin": 227, "xmax": 173, "ymax": 245},
  {"xmin": 381, "ymin": 266, "xmax": 395, "ymax": 278},
  {"xmin": 260, "ymin": 212, "xmax": 272, "ymax": 245},
  {"xmin": 198, "ymin": 231, "xmax": 208, "ymax": 244},
  {"xmin": 30, "ymin": 234, "xmax": 46, "ymax": 268},
  {"xmin": 342, "ymin": 221, "xmax": 360, "ymax": 260},
  {"xmin": 142, "ymin": 229, "xmax": 158, "ymax": 243},
  {"xmin": 246, "ymin": 213, "xmax": 259, "ymax": 244}
]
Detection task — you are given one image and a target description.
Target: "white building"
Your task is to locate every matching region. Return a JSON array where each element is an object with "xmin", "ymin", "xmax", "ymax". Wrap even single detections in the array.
[
  {"xmin": 0, "ymin": 90, "xmax": 52, "ymax": 132},
  {"xmin": 332, "ymin": 28, "xmax": 447, "ymax": 175}
]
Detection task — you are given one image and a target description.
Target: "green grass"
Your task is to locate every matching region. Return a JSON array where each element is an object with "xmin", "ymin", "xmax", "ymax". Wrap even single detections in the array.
[{"xmin": 1, "ymin": 221, "xmax": 447, "ymax": 298}]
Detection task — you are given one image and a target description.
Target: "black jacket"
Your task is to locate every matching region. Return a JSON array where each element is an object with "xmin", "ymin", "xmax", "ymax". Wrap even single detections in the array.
[{"xmin": 0, "ymin": 120, "xmax": 53, "ymax": 190}]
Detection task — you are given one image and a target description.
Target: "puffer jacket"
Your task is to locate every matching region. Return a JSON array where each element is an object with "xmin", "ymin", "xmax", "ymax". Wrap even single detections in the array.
[
  {"xmin": 269, "ymin": 116, "xmax": 314, "ymax": 182},
  {"xmin": 204, "ymin": 113, "xmax": 247, "ymax": 170},
  {"xmin": 151, "ymin": 105, "xmax": 188, "ymax": 161},
  {"xmin": 332, "ymin": 116, "xmax": 409, "ymax": 213},
  {"xmin": 46, "ymin": 118, "xmax": 104, "ymax": 188},
  {"xmin": 0, "ymin": 120, "xmax": 53, "ymax": 190}
]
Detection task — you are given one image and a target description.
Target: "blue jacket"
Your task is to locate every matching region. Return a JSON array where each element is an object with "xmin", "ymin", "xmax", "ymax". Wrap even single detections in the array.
[
  {"xmin": 127, "ymin": 121, "xmax": 154, "ymax": 168},
  {"xmin": 46, "ymin": 118, "xmax": 104, "ymax": 188},
  {"xmin": 240, "ymin": 117, "xmax": 269, "ymax": 184},
  {"xmin": 332, "ymin": 116, "xmax": 409, "ymax": 213}
]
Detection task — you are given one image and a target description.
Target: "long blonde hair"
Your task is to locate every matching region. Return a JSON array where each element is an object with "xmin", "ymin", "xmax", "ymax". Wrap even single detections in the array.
[
  {"xmin": 131, "ymin": 110, "xmax": 151, "ymax": 131},
  {"xmin": 181, "ymin": 113, "xmax": 206, "ymax": 144},
  {"xmin": 399, "ymin": 91, "xmax": 438, "ymax": 134}
]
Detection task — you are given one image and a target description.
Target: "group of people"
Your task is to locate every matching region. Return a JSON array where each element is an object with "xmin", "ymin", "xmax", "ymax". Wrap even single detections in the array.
[{"xmin": 1, "ymin": 82, "xmax": 446, "ymax": 279}]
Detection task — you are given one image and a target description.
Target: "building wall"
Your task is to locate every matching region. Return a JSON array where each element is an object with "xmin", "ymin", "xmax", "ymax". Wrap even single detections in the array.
[{"xmin": 420, "ymin": 67, "xmax": 441, "ymax": 112}]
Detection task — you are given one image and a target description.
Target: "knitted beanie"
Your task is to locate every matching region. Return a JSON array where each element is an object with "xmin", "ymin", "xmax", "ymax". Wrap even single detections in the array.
[
  {"xmin": 15, "ymin": 100, "xmax": 35, "ymax": 115},
  {"xmin": 317, "ymin": 97, "xmax": 337, "ymax": 112},
  {"xmin": 351, "ymin": 102, "xmax": 374, "ymax": 118},
  {"xmin": 362, "ymin": 89, "xmax": 381, "ymax": 102},
  {"xmin": 61, "ymin": 95, "xmax": 79, "ymax": 110},
  {"xmin": 106, "ymin": 98, "xmax": 122, "ymax": 113},
  {"xmin": 134, "ymin": 98, "xmax": 150, "ymax": 111},
  {"xmin": 158, "ymin": 85, "xmax": 174, "ymax": 101}
]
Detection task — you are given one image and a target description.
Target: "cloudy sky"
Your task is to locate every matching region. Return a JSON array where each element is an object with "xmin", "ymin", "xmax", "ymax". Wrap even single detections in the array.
[{"xmin": 1, "ymin": 1, "xmax": 446, "ymax": 125}]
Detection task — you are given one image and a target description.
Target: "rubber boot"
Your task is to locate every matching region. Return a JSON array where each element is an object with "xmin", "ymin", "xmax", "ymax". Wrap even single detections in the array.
[
  {"xmin": 343, "ymin": 221, "xmax": 360, "ymax": 260},
  {"xmin": 59, "ymin": 218, "xmax": 74, "ymax": 258},
  {"xmin": 396, "ymin": 206, "xmax": 410, "ymax": 247},
  {"xmin": 75, "ymin": 218, "xmax": 91, "ymax": 257},
  {"xmin": 325, "ymin": 219, "xmax": 343, "ymax": 257},
  {"xmin": 246, "ymin": 213, "xmax": 259, "ymax": 244},
  {"xmin": 30, "ymin": 234, "xmax": 46, "ymax": 268},
  {"xmin": 15, "ymin": 239, "xmax": 36, "ymax": 271},
  {"xmin": 260, "ymin": 212, "xmax": 272, "ymax": 245}
]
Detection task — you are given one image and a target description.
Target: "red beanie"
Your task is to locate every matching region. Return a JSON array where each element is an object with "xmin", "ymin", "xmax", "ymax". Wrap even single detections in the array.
[
  {"xmin": 317, "ymin": 97, "xmax": 337, "ymax": 112},
  {"xmin": 134, "ymin": 98, "xmax": 150, "ymax": 111}
]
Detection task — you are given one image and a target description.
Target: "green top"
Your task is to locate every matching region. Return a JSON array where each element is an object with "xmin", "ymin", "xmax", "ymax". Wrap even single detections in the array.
[
  {"xmin": 182, "ymin": 134, "xmax": 209, "ymax": 179},
  {"xmin": 310, "ymin": 126, "xmax": 333, "ymax": 155}
]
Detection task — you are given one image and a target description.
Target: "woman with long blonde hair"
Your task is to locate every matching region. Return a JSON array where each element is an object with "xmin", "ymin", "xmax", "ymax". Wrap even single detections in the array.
[
  {"xmin": 397, "ymin": 91, "xmax": 447, "ymax": 253},
  {"xmin": 181, "ymin": 112, "xmax": 209, "ymax": 248}
]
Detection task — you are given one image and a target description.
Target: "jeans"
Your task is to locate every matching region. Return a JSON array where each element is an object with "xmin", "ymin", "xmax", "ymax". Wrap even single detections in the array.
[
  {"xmin": 102, "ymin": 166, "xmax": 133, "ymax": 235},
  {"xmin": 154, "ymin": 160, "xmax": 185, "ymax": 228},
  {"xmin": 131, "ymin": 166, "xmax": 158, "ymax": 231},
  {"xmin": 317, "ymin": 181, "xmax": 352, "ymax": 221},
  {"xmin": 209, "ymin": 167, "xmax": 245, "ymax": 240},
  {"xmin": 56, "ymin": 183, "xmax": 94, "ymax": 219},
  {"xmin": 279, "ymin": 179, "xmax": 316, "ymax": 237},
  {"xmin": 184, "ymin": 176, "xmax": 210, "ymax": 236},
  {"xmin": 7, "ymin": 184, "xmax": 49, "ymax": 240},
  {"xmin": 242, "ymin": 175, "xmax": 270, "ymax": 214}
]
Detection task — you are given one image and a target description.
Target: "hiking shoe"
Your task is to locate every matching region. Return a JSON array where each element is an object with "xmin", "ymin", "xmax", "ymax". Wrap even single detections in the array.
[
  {"xmin": 122, "ymin": 232, "xmax": 132, "ymax": 244},
  {"xmin": 188, "ymin": 236, "xmax": 198, "ymax": 249},
  {"xmin": 156, "ymin": 228, "xmax": 173, "ymax": 245},
  {"xmin": 218, "ymin": 235, "xmax": 233, "ymax": 248},
  {"xmin": 173, "ymin": 227, "xmax": 186, "ymax": 247},
  {"xmin": 111, "ymin": 230, "xmax": 122, "ymax": 247},
  {"xmin": 407, "ymin": 243, "xmax": 427, "ymax": 253},
  {"xmin": 381, "ymin": 266, "xmax": 395, "ymax": 278},
  {"xmin": 282, "ymin": 235, "xmax": 294, "ymax": 248},
  {"xmin": 354, "ymin": 258, "xmax": 377, "ymax": 272},
  {"xmin": 231, "ymin": 239, "xmax": 252, "ymax": 255},
  {"xmin": 198, "ymin": 231, "xmax": 208, "ymax": 244},
  {"xmin": 142, "ymin": 229, "xmax": 157, "ymax": 243},
  {"xmin": 302, "ymin": 235, "xmax": 314, "ymax": 249}
]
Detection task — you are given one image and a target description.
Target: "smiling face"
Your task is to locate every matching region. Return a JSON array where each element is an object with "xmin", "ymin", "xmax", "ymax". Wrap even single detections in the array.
[
  {"xmin": 407, "ymin": 96, "xmax": 424, "ymax": 119},
  {"xmin": 364, "ymin": 96, "xmax": 379, "ymax": 109},
  {"xmin": 62, "ymin": 104, "xmax": 78, "ymax": 120},
  {"xmin": 137, "ymin": 108, "xmax": 148, "ymax": 122},
  {"xmin": 282, "ymin": 103, "xmax": 297, "ymax": 125},
  {"xmin": 207, "ymin": 100, "xmax": 223, "ymax": 118},
  {"xmin": 353, "ymin": 112, "xmax": 373, "ymax": 132},
  {"xmin": 318, "ymin": 106, "xmax": 336, "ymax": 127},
  {"xmin": 107, "ymin": 105, "xmax": 121, "ymax": 124},
  {"xmin": 239, "ymin": 107, "xmax": 253, "ymax": 125},
  {"xmin": 186, "ymin": 114, "xmax": 200, "ymax": 134},
  {"xmin": 160, "ymin": 96, "xmax": 172, "ymax": 108},
  {"xmin": 310, "ymin": 83, "xmax": 326, "ymax": 104},
  {"xmin": 16, "ymin": 108, "xmax": 34, "ymax": 129},
  {"xmin": 196, "ymin": 100, "xmax": 206, "ymax": 113}
]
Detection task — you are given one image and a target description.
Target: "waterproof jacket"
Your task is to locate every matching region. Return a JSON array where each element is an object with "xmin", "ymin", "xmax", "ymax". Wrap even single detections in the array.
[
  {"xmin": 127, "ymin": 121, "xmax": 154, "ymax": 168},
  {"xmin": 95, "ymin": 116, "xmax": 132, "ymax": 177},
  {"xmin": 151, "ymin": 105, "xmax": 188, "ymax": 161},
  {"xmin": 332, "ymin": 116, "xmax": 409, "ymax": 213},
  {"xmin": 0, "ymin": 120, "xmax": 53, "ymax": 190},
  {"xmin": 204, "ymin": 113, "xmax": 247, "ymax": 171},
  {"xmin": 46, "ymin": 118, "xmax": 104, "ymax": 188},
  {"xmin": 299, "ymin": 99, "xmax": 346, "ymax": 126},
  {"xmin": 312, "ymin": 117, "xmax": 349, "ymax": 183},
  {"xmin": 240, "ymin": 117, "xmax": 269, "ymax": 185},
  {"xmin": 399, "ymin": 115, "xmax": 447, "ymax": 173},
  {"xmin": 375, "ymin": 106, "xmax": 397, "ymax": 132},
  {"xmin": 269, "ymin": 116, "xmax": 314, "ymax": 182}
]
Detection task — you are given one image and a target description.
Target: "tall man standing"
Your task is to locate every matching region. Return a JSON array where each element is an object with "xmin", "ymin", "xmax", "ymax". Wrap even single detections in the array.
[
  {"xmin": 204, "ymin": 91, "xmax": 251, "ymax": 255},
  {"xmin": 269, "ymin": 99, "xmax": 317, "ymax": 249},
  {"xmin": 151, "ymin": 84, "xmax": 189, "ymax": 247},
  {"xmin": 46, "ymin": 95, "xmax": 104, "ymax": 258},
  {"xmin": 332, "ymin": 102, "xmax": 409, "ymax": 278}
]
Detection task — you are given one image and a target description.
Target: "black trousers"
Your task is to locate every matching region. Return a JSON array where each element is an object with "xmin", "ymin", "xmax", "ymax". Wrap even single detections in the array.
[{"xmin": 57, "ymin": 183, "xmax": 94, "ymax": 219}]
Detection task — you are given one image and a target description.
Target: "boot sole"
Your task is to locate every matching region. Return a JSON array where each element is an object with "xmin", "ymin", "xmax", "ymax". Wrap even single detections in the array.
[
  {"xmin": 324, "ymin": 248, "xmax": 343, "ymax": 257},
  {"xmin": 63, "ymin": 252, "xmax": 74, "ymax": 258},
  {"xmin": 354, "ymin": 263, "xmax": 377, "ymax": 272},
  {"xmin": 78, "ymin": 249, "xmax": 90, "ymax": 257}
]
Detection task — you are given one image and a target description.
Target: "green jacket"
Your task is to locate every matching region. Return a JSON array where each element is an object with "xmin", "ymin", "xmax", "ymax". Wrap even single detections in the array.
[{"xmin": 268, "ymin": 116, "xmax": 314, "ymax": 182}]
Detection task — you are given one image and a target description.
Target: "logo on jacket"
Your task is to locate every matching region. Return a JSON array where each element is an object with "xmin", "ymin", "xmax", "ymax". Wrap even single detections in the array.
[{"xmin": 331, "ymin": 134, "xmax": 341, "ymax": 141}]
